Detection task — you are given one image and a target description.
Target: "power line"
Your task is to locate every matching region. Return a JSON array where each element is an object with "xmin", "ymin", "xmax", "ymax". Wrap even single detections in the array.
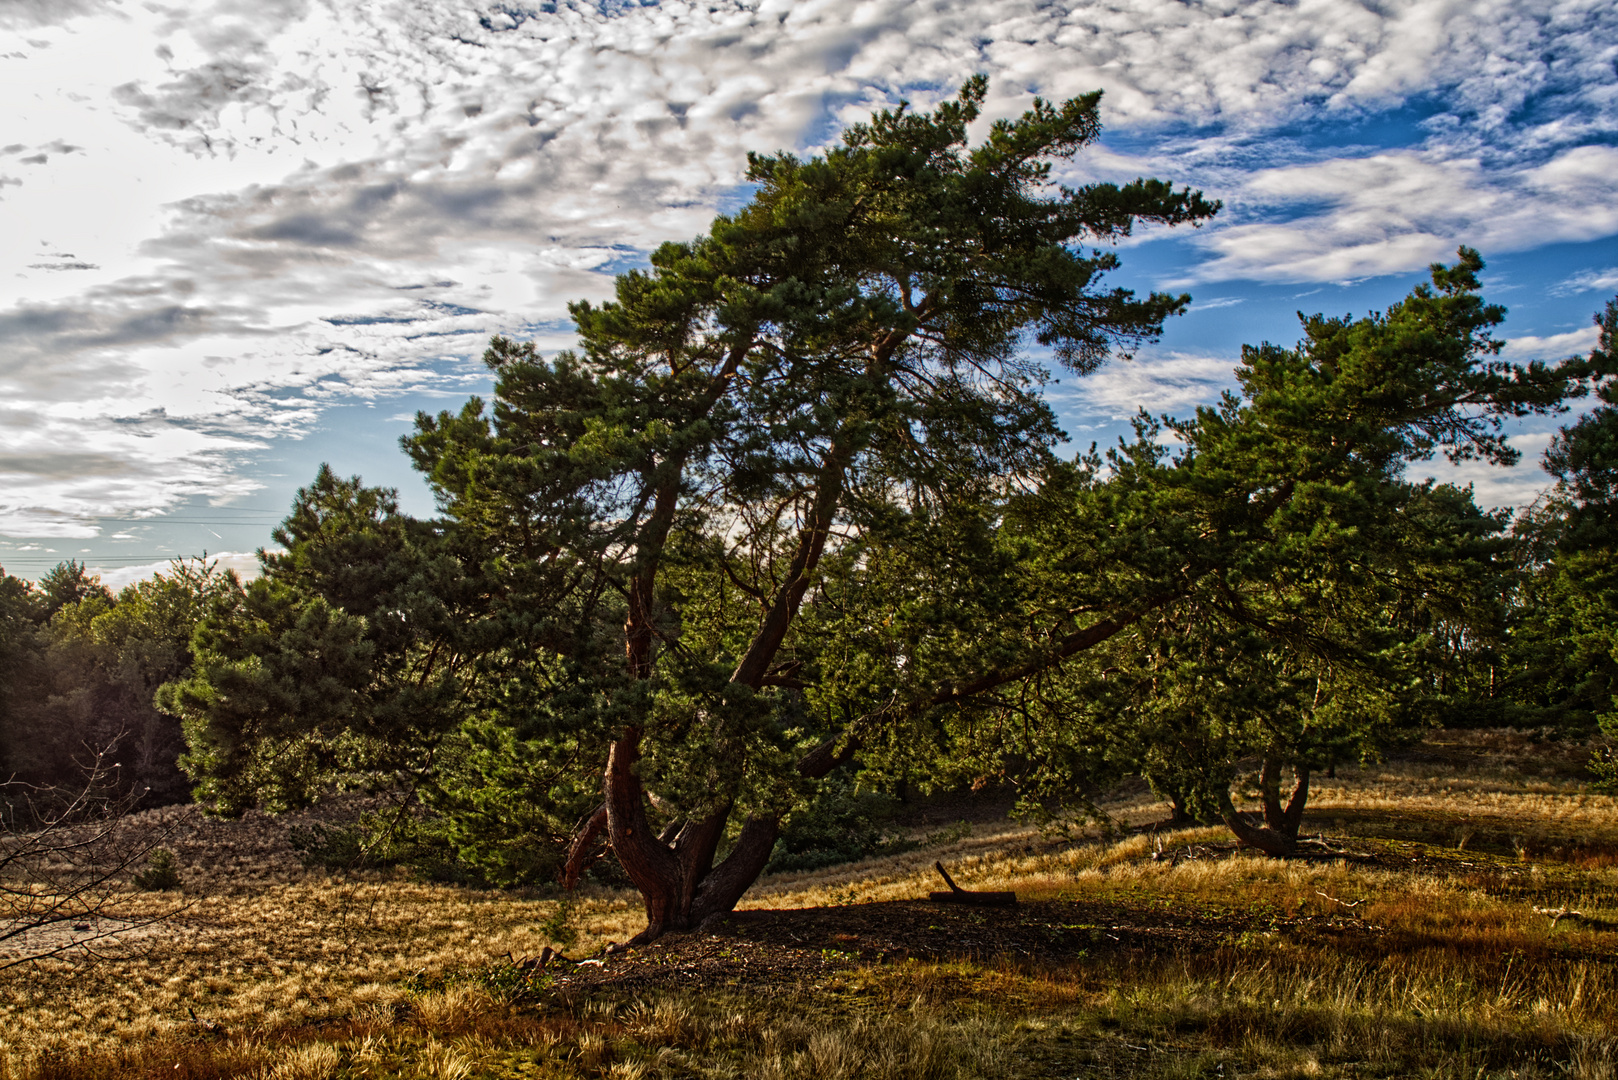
[
  {"xmin": 104, "ymin": 511, "xmax": 288, "ymax": 518},
  {"xmin": 94, "ymin": 513, "xmax": 286, "ymax": 523}
]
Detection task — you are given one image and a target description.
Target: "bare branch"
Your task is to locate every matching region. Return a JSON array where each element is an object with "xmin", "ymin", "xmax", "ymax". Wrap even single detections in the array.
[{"xmin": 0, "ymin": 747, "xmax": 191, "ymax": 969}]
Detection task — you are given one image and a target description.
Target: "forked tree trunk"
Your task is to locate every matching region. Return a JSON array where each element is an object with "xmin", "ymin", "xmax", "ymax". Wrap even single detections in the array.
[
  {"xmin": 1218, "ymin": 757, "xmax": 1310, "ymax": 856},
  {"xmin": 589, "ymin": 434, "xmax": 858, "ymax": 942},
  {"xmin": 679, "ymin": 726, "xmax": 859, "ymax": 928},
  {"xmin": 581, "ymin": 602, "xmax": 1170, "ymax": 939},
  {"xmin": 587, "ymin": 600, "xmax": 1174, "ymax": 939},
  {"xmin": 577, "ymin": 407, "xmax": 1173, "ymax": 941},
  {"xmin": 601, "ymin": 728, "xmax": 728, "ymax": 941},
  {"xmin": 594, "ymin": 727, "xmax": 851, "ymax": 941}
]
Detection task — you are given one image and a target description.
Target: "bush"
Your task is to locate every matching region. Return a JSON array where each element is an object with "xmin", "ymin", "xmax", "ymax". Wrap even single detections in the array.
[
  {"xmin": 766, "ymin": 774, "xmax": 905, "ymax": 874},
  {"xmin": 132, "ymin": 847, "xmax": 182, "ymax": 891},
  {"xmin": 287, "ymin": 823, "xmax": 371, "ymax": 871},
  {"xmin": 287, "ymin": 816, "xmax": 490, "ymax": 885}
]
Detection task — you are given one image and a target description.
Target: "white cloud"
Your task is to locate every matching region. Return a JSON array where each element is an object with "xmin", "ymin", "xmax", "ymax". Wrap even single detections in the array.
[
  {"xmin": 1553, "ymin": 266, "xmax": 1618, "ymax": 297},
  {"xmin": 1061, "ymin": 351, "xmax": 1241, "ymax": 422},
  {"xmin": 1179, "ymin": 146, "xmax": 1618, "ymax": 285},
  {"xmin": 0, "ymin": 0, "xmax": 1612, "ymax": 533},
  {"xmin": 1498, "ymin": 324, "xmax": 1603, "ymax": 361},
  {"xmin": 1418, "ymin": 432, "xmax": 1557, "ymax": 513}
]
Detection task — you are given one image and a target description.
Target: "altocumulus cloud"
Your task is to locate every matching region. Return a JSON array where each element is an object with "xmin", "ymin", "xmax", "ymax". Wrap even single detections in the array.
[{"xmin": 0, "ymin": 0, "xmax": 1613, "ymax": 534}]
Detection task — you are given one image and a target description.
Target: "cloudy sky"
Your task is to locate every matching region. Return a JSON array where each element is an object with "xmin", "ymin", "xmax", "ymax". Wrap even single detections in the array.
[{"xmin": 2, "ymin": 0, "xmax": 1615, "ymax": 585}]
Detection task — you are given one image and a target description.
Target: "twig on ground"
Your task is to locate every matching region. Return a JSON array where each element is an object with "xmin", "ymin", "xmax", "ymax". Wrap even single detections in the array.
[
  {"xmin": 928, "ymin": 862, "xmax": 1017, "ymax": 907},
  {"xmin": 1534, "ymin": 905, "xmax": 1585, "ymax": 926}
]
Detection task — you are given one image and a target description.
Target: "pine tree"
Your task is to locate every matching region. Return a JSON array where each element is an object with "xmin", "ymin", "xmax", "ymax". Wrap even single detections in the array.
[{"xmin": 167, "ymin": 78, "xmax": 1219, "ymax": 938}]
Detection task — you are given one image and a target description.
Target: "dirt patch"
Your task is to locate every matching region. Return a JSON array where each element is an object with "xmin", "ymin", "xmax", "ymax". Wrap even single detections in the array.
[{"xmin": 0, "ymin": 913, "xmax": 171, "ymax": 962}]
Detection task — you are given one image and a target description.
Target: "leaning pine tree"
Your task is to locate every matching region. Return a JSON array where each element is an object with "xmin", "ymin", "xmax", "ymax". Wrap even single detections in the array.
[
  {"xmin": 407, "ymin": 78, "xmax": 1218, "ymax": 939},
  {"xmin": 167, "ymin": 78, "xmax": 1219, "ymax": 941}
]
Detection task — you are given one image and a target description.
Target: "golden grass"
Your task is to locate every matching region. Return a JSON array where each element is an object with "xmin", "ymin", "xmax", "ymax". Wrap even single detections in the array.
[
  {"xmin": 4, "ymin": 729, "xmax": 1617, "ymax": 1077},
  {"xmin": 17, "ymin": 950, "xmax": 1618, "ymax": 1079},
  {"xmin": 0, "ymin": 877, "xmax": 657, "ymax": 1052},
  {"xmin": 13, "ymin": 985, "xmax": 1032, "ymax": 1080}
]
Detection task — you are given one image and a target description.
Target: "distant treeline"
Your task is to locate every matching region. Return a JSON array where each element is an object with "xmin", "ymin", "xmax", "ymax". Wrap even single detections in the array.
[{"xmin": 0, "ymin": 558, "xmax": 237, "ymax": 807}]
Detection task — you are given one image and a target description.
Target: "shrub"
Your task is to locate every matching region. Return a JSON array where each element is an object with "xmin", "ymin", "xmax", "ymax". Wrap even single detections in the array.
[
  {"xmin": 132, "ymin": 847, "xmax": 182, "ymax": 891},
  {"xmin": 766, "ymin": 775, "xmax": 905, "ymax": 874},
  {"xmin": 287, "ymin": 823, "xmax": 370, "ymax": 871}
]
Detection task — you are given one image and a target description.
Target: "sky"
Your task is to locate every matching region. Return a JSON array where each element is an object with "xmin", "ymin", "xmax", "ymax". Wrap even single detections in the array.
[{"xmin": 1, "ymin": 0, "xmax": 1616, "ymax": 587}]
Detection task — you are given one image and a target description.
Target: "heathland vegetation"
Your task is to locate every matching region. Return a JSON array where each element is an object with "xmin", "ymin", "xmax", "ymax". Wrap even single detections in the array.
[
  {"xmin": 8, "ymin": 733, "xmax": 1618, "ymax": 1078},
  {"xmin": 3, "ymin": 79, "xmax": 1618, "ymax": 1076}
]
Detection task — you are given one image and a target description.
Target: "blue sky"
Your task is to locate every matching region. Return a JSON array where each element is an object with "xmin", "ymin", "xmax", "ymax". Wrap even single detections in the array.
[{"xmin": 1, "ymin": 0, "xmax": 1615, "ymax": 584}]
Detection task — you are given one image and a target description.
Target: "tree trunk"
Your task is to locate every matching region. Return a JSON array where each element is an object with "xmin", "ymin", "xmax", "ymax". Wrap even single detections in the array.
[
  {"xmin": 592, "ymin": 727, "xmax": 860, "ymax": 942},
  {"xmin": 600, "ymin": 728, "xmax": 739, "ymax": 942},
  {"xmin": 1218, "ymin": 787, "xmax": 1292, "ymax": 856},
  {"xmin": 1260, "ymin": 757, "xmax": 1285, "ymax": 831},
  {"xmin": 598, "ymin": 432, "xmax": 860, "ymax": 941},
  {"xmin": 682, "ymin": 734, "xmax": 857, "ymax": 925},
  {"xmin": 688, "ymin": 815, "xmax": 780, "ymax": 925},
  {"xmin": 591, "ymin": 415, "xmax": 1175, "ymax": 941},
  {"xmin": 1167, "ymin": 793, "xmax": 1194, "ymax": 826},
  {"xmin": 1218, "ymin": 758, "xmax": 1310, "ymax": 856},
  {"xmin": 603, "ymin": 729, "xmax": 678, "ymax": 939},
  {"xmin": 1280, "ymin": 763, "xmax": 1310, "ymax": 838},
  {"xmin": 561, "ymin": 803, "xmax": 609, "ymax": 889},
  {"xmin": 1152, "ymin": 778, "xmax": 1194, "ymax": 825}
]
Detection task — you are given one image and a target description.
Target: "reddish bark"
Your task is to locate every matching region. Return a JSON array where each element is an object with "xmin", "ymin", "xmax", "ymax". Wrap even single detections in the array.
[
  {"xmin": 593, "ymin": 729, "xmax": 856, "ymax": 941},
  {"xmin": 1219, "ymin": 758, "xmax": 1310, "ymax": 856},
  {"xmin": 561, "ymin": 803, "xmax": 609, "ymax": 890},
  {"xmin": 591, "ymin": 430, "xmax": 859, "ymax": 941}
]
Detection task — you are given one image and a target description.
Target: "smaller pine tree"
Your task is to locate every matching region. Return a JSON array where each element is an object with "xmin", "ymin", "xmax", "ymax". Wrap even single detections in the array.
[{"xmin": 132, "ymin": 848, "xmax": 182, "ymax": 891}]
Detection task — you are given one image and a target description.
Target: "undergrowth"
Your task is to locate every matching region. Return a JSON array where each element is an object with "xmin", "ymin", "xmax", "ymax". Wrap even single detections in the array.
[{"xmin": 6, "ymin": 730, "xmax": 1618, "ymax": 1078}]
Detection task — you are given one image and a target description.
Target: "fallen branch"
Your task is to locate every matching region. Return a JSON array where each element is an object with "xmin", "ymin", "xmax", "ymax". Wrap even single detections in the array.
[
  {"xmin": 928, "ymin": 861, "xmax": 1017, "ymax": 907},
  {"xmin": 1534, "ymin": 905, "xmax": 1585, "ymax": 927},
  {"xmin": 1297, "ymin": 836, "xmax": 1357, "ymax": 856}
]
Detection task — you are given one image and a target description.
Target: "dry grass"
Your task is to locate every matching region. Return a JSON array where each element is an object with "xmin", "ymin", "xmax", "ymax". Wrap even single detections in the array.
[{"xmin": 4, "ymin": 729, "xmax": 1617, "ymax": 1078}]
